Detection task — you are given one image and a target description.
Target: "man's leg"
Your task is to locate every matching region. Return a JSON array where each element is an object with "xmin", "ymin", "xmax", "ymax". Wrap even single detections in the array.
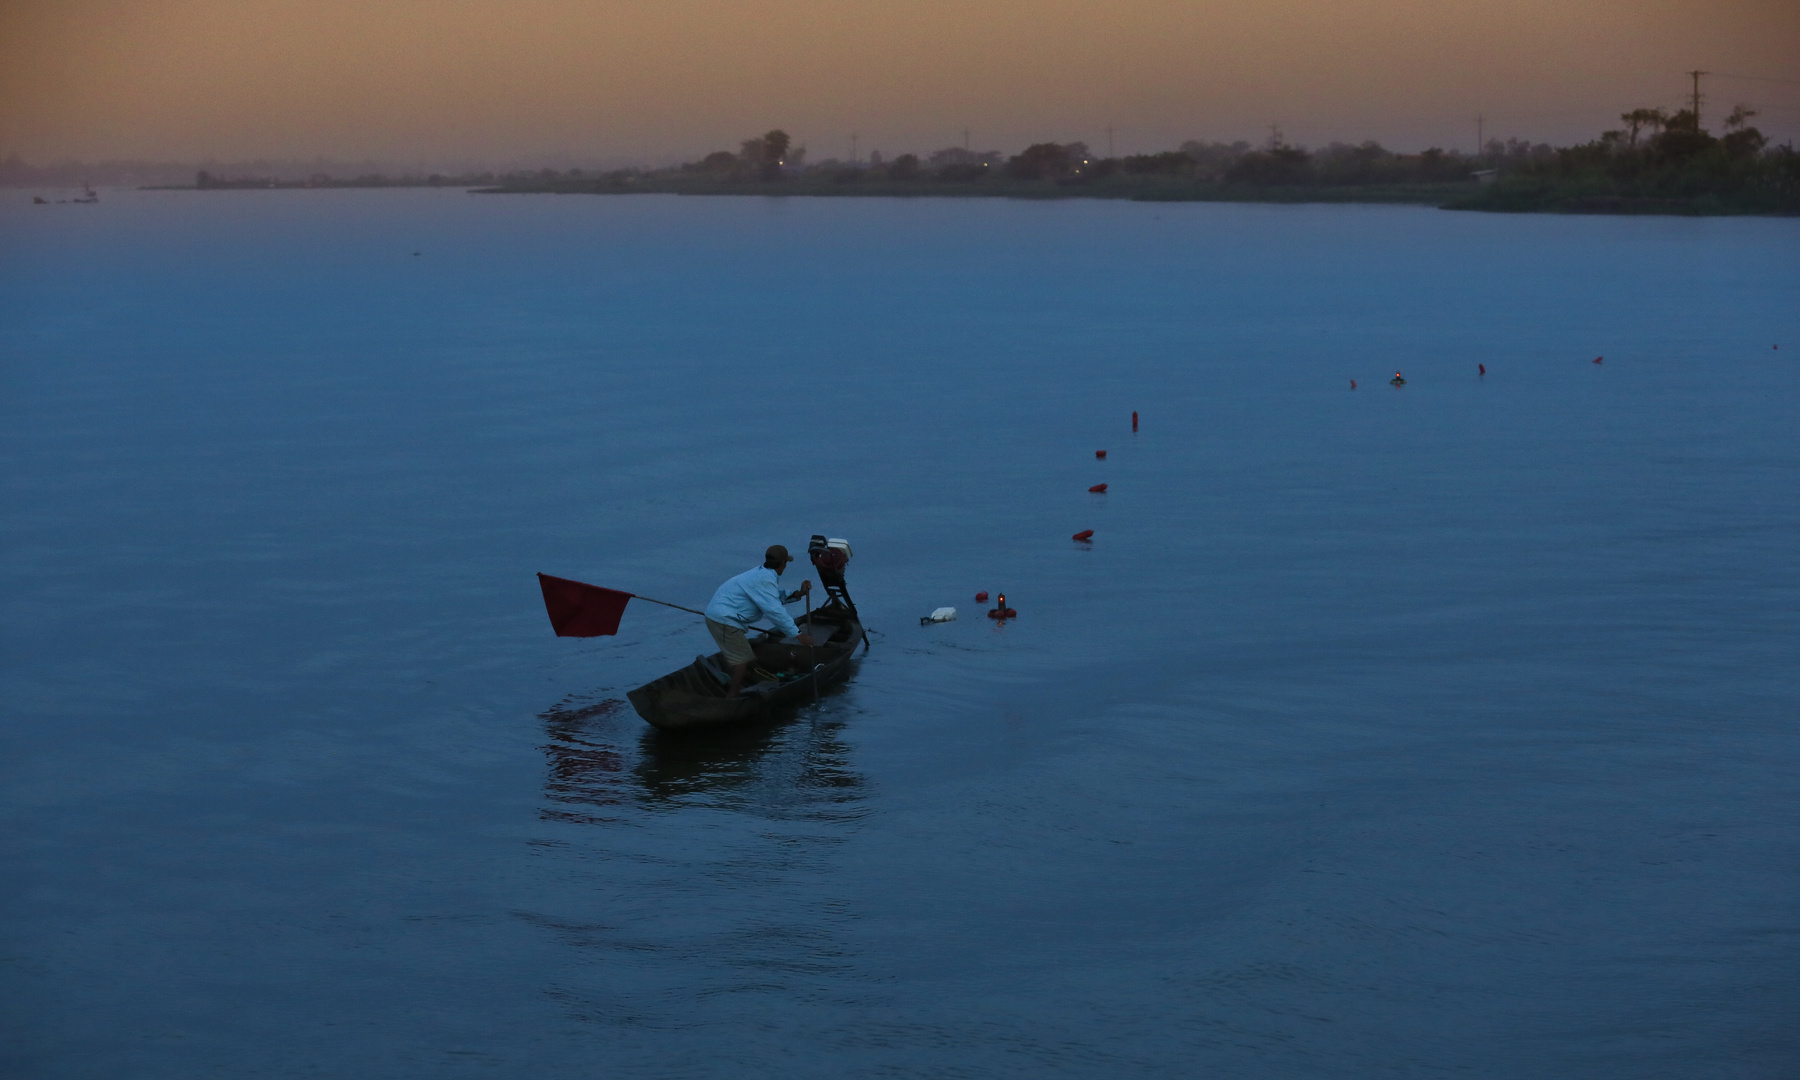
[{"xmin": 707, "ymin": 618, "xmax": 756, "ymax": 699}]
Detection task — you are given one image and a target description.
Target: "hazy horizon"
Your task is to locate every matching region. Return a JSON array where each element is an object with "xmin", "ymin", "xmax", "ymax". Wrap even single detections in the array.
[{"xmin": 3, "ymin": 0, "xmax": 1796, "ymax": 168}]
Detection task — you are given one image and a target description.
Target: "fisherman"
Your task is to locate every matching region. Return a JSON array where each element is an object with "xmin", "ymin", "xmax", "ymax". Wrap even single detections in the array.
[{"xmin": 704, "ymin": 545, "xmax": 814, "ymax": 698}]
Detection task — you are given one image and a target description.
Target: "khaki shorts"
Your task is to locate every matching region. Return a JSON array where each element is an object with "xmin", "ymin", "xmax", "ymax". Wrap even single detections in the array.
[{"xmin": 706, "ymin": 618, "xmax": 756, "ymax": 667}]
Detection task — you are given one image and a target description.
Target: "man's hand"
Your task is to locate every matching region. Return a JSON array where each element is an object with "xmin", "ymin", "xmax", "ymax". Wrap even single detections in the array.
[
  {"xmin": 798, "ymin": 579, "xmax": 812, "ymax": 595},
  {"xmin": 798, "ymin": 634, "xmax": 816, "ymax": 647}
]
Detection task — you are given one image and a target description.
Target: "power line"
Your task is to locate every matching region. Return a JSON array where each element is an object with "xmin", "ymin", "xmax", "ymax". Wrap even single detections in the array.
[{"xmin": 1711, "ymin": 72, "xmax": 1800, "ymax": 86}]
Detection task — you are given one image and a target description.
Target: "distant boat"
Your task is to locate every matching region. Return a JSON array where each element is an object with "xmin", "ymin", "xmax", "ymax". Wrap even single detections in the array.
[{"xmin": 72, "ymin": 184, "xmax": 98, "ymax": 204}]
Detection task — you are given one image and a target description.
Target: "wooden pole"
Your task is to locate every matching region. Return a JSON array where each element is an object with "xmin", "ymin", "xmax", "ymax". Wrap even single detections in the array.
[
  {"xmin": 805, "ymin": 590, "xmax": 818, "ymax": 703},
  {"xmin": 631, "ymin": 593, "xmax": 777, "ymax": 636}
]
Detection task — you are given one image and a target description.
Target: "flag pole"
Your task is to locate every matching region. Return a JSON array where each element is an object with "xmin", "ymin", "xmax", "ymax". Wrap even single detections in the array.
[
  {"xmin": 627, "ymin": 593, "xmax": 779, "ymax": 636},
  {"xmin": 805, "ymin": 589, "xmax": 818, "ymax": 703}
]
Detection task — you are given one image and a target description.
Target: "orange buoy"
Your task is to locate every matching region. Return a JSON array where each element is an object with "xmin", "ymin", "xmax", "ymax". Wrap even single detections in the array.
[
  {"xmin": 1593, "ymin": 356, "xmax": 1603, "ymax": 364},
  {"xmin": 1072, "ymin": 529, "xmax": 1094, "ymax": 542},
  {"xmin": 1349, "ymin": 379, "xmax": 1357, "ymax": 390},
  {"xmin": 1478, "ymin": 363, "xmax": 1486, "ymax": 376},
  {"xmin": 1088, "ymin": 484, "xmax": 1107, "ymax": 493},
  {"xmin": 1131, "ymin": 411, "xmax": 1138, "ymax": 431},
  {"xmin": 975, "ymin": 591, "xmax": 988, "ymax": 603},
  {"xmin": 1095, "ymin": 450, "xmax": 1107, "ymax": 459}
]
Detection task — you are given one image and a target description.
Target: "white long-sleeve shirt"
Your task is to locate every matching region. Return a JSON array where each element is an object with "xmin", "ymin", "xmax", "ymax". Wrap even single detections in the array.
[{"xmin": 704, "ymin": 565, "xmax": 800, "ymax": 636}]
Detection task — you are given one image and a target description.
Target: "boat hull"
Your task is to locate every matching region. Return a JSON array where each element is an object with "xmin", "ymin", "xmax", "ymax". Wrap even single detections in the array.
[{"xmin": 627, "ymin": 607, "xmax": 864, "ymax": 731}]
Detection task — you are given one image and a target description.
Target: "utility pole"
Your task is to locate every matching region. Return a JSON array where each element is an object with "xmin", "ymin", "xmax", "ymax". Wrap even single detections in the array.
[
  {"xmin": 1268, "ymin": 123, "xmax": 1283, "ymax": 150},
  {"xmin": 1688, "ymin": 70, "xmax": 1707, "ymax": 129}
]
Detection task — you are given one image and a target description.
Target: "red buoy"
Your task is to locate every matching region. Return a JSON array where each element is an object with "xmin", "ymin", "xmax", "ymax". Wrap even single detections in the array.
[
  {"xmin": 1593, "ymin": 356, "xmax": 1603, "ymax": 364},
  {"xmin": 975, "ymin": 591, "xmax": 988, "ymax": 603},
  {"xmin": 1095, "ymin": 450, "xmax": 1107, "ymax": 459},
  {"xmin": 1478, "ymin": 363, "xmax": 1486, "ymax": 376},
  {"xmin": 1089, "ymin": 484, "xmax": 1107, "ymax": 493},
  {"xmin": 1131, "ymin": 411, "xmax": 1139, "ymax": 432},
  {"xmin": 987, "ymin": 593, "xmax": 1016, "ymax": 619},
  {"xmin": 1349, "ymin": 379, "xmax": 1357, "ymax": 390},
  {"xmin": 1072, "ymin": 529, "xmax": 1094, "ymax": 542}
]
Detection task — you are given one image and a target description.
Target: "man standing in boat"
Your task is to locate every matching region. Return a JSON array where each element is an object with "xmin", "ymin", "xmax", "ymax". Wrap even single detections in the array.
[{"xmin": 705, "ymin": 545, "xmax": 815, "ymax": 699}]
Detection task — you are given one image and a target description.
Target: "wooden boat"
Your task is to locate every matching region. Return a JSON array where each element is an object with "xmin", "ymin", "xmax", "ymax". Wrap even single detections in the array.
[{"xmin": 627, "ymin": 599, "xmax": 864, "ymax": 731}]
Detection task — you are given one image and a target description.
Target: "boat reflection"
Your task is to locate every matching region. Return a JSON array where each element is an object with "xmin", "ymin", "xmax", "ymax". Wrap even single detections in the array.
[
  {"xmin": 535, "ymin": 691, "xmax": 866, "ymax": 824},
  {"xmin": 537, "ymin": 694, "xmax": 632, "ymax": 826}
]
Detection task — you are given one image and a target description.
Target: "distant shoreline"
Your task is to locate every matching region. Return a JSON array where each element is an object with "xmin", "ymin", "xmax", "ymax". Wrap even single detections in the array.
[
  {"xmin": 124, "ymin": 177, "xmax": 1797, "ymax": 216},
  {"xmin": 17, "ymin": 114, "xmax": 1799, "ymax": 217},
  {"xmin": 473, "ymin": 175, "xmax": 1474, "ymax": 207}
]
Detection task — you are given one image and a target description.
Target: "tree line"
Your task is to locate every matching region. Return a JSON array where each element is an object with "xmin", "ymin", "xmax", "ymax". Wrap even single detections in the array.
[
  {"xmin": 1455, "ymin": 103, "xmax": 1796, "ymax": 213},
  {"xmin": 650, "ymin": 116, "xmax": 1794, "ymax": 212},
  {"xmin": 667, "ymin": 129, "xmax": 1551, "ymax": 188}
]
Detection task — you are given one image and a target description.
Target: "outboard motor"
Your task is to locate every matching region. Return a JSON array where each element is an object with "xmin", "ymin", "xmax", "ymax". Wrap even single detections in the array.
[{"xmin": 808, "ymin": 534, "xmax": 857, "ymax": 616}]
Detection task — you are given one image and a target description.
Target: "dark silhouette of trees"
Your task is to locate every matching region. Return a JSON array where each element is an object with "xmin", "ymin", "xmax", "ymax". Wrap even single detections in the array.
[
  {"xmin": 732, "ymin": 130, "xmax": 792, "ymax": 180},
  {"xmin": 929, "ymin": 147, "xmax": 1002, "ymax": 167},
  {"xmin": 935, "ymin": 162, "xmax": 987, "ymax": 182},
  {"xmin": 1649, "ymin": 109, "xmax": 1715, "ymax": 162},
  {"xmin": 1457, "ymin": 99, "xmax": 1794, "ymax": 213},
  {"xmin": 1225, "ymin": 147, "xmax": 1311, "ymax": 185},
  {"xmin": 1412, "ymin": 148, "xmax": 1473, "ymax": 181},
  {"xmin": 1311, "ymin": 142, "xmax": 1389, "ymax": 184},
  {"xmin": 1721, "ymin": 106, "xmax": 1768, "ymax": 159},
  {"xmin": 626, "ymin": 110, "xmax": 1786, "ymax": 212},
  {"xmin": 1122, "ymin": 151, "xmax": 1193, "ymax": 175},
  {"xmin": 1006, "ymin": 142, "xmax": 1075, "ymax": 180},
  {"xmin": 1619, "ymin": 108, "xmax": 1667, "ymax": 149},
  {"xmin": 1178, "ymin": 140, "xmax": 1253, "ymax": 179}
]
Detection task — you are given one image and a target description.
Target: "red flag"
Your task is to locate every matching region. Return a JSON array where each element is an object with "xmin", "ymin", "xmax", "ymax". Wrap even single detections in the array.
[{"xmin": 537, "ymin": 573, "xmax": 633, "ymax": 637}]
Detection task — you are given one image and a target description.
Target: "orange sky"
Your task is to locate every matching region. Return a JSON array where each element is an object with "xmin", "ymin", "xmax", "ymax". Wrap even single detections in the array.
[{"xmin": 2, "ymin": 0, "xmax": 1795, "ymax": 164}]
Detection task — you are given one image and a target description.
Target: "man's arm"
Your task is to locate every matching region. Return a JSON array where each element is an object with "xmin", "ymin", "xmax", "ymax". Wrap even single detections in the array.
[{"xmin": 749, "ymin": 575, "xmax": 802, "ymax": 638}]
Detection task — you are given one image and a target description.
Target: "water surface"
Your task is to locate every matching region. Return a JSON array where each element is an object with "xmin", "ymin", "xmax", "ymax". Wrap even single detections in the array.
[{"xmin": 2, "ymin": 190, "xmax": 1797, "ymax": 1078}]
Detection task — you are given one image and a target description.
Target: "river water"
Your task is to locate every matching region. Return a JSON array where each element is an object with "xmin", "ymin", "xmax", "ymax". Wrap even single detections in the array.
[{"xmin": 2, "ymin": 190, "xmax": 1796, "ymax": 1078}]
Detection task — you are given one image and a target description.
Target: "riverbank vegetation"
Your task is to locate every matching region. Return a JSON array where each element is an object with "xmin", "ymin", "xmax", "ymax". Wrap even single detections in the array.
[
  {"xmin": 478, "ymin": 132, "xmax": 1500, "ymax": 205},
  {"xmin": 479, "ymin": 119, "xmax": 1794, "ymax": 214},
  {"xmin": 1445, "ymin": 107, "xmax": 1798, "ymax": 215},
  {"xmin": 20, "ymin": 108, "xmax": 1789, "ymax": 214}
]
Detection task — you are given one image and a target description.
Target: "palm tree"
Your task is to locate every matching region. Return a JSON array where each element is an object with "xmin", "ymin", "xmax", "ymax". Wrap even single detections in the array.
[{"xmin": 1619, "ymin": 108, "xmax": 1667, "ymax": 149}]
